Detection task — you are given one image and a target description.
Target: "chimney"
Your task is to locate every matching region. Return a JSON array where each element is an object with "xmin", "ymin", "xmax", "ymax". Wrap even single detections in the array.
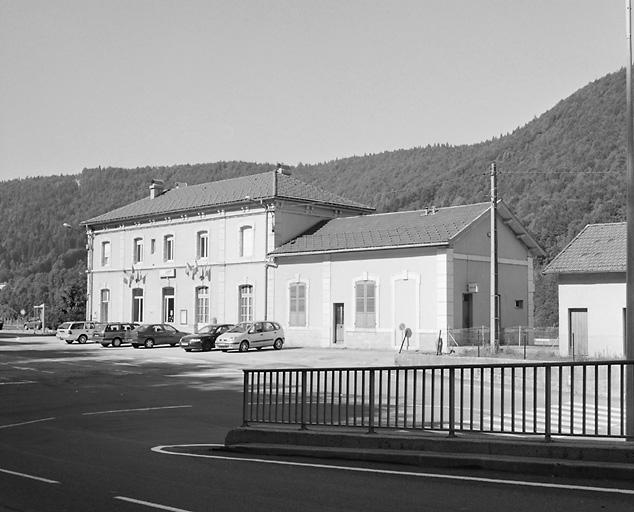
[
  {"xmin": 149, "ymin": 179, "xmax": 165, "ymax": 199},
  {"xmin": 276, "ymin": 163, "xmax": 292, "ymax": 176}
]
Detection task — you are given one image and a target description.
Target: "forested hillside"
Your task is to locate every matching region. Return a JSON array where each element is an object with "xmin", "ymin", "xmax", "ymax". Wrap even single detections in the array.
[{"xmin": 0, "ymin": 69, "xmax": 628, "ymax": 327}]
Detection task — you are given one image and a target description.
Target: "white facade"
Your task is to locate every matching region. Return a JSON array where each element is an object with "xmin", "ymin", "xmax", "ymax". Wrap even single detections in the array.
[{"xmin": 556, "ymin": 274, "xmax": 626, "ymax": 359}]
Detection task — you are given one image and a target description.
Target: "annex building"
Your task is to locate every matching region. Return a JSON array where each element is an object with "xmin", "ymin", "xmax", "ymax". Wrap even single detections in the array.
[
  {"xmin": 83, "ymin": 169, "xmax": 544, "ymax": 351},
  {"xmin": 544, "ymin": 222, "xmax": 626, "ymax": 359}
]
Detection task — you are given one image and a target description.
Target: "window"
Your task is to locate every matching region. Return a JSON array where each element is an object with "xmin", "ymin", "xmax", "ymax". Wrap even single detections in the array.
[
  {"xmin": 514, "ymin": 300, "xmax": 524, "ymax": 309},
  {"xmin": 163, "ymin": 235, "xmax": 174, "ymax": 262},
  {"xmin": 240, "ymin": 226, "xmax": 253, "ymax": 257},
  {"xmin": 196, "ymin": 286, "xmax": 209, "ymax": 324},
  {"xmin": 239, "ymin": 285, "xmax": 253, "ymax": 322},
  {"xmin": 197, "ymin": 231, "xmax": 209, "ymax": 259},
  {"xmin": 289, "ymin": 282, "xmax": 307, "ymax": 327},
  {"xmin": 101, "ymin": 241, "xmax": 111, "ymax": 267},
  {"xmin": 150, "ymin": 239, "xmax": 156, "ymax": 254},
  {"xmin": 355, "ymin": 280, "xmax": 376, "ymax": 328},
  {"xmin": 100, "ymin": 289, "xmax": 110, "ymax": 322},
  {"xmin": 132, "ymin": 288, "xmax": 144, "ymax": 323},
  {"xmin": 133, "ymin": 238, "xmax": 144, "ymax": 264}
]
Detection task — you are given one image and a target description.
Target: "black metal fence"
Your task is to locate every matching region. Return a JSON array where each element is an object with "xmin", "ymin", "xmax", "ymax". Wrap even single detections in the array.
[{"xmin": 242, "ymin": 360, "xmax": 634, "ymax": 439}]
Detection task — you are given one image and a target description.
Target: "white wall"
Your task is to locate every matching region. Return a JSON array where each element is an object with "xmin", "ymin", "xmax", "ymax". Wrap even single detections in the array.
[{"xmin": 557, "ymin": 273, "xmax": 625, "ymax": 358}]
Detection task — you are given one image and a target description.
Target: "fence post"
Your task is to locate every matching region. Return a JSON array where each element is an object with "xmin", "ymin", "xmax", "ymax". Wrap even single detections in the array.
[
  {"xmin": 368, "ymin": 370, "xmax": 376, "ymax": 434},
  {"xmin": 448, "ymin": 367, "xmax": 456, "ymax": 437},
  {"xmin": 544, "ymin": 366, "xmax": 551, "ymax": 442},
  {"xmin": 300, "ymin": 370, "xmax": 307, "ymax": 430},
  {"xmin": 242, "ymin": 371, "xmax": 249, "ymax": 427}
]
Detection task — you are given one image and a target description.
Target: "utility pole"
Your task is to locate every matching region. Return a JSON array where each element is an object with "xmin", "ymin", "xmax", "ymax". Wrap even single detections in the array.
[
  {"xmin": 490, "ymin": 162, "xmax": 500, "ymax": 353},
  {"xmin": 625, "ymin": 0, "xmax": 634, "ymax": 441}
]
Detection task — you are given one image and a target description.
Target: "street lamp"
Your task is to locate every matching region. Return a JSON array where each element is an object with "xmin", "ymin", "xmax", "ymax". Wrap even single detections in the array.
[{"xmin": 62, "ymin": 222, "xmax": 94, "ymax": 322}]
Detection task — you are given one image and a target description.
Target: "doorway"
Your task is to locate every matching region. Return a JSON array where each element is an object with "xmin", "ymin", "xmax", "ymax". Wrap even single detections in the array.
[
  {"xmin": 568, "ymin": 308, "xmax": 588, "ymax": 358},
  {"xmin": 333, "ymin": 303, "xmax": 344, "ymax": 344},
  {"xmin": 163, "ymin": 287, "xmax": 175, "ymax": 323},
  {"xmin": 462, "ymin": 293, "xmax": 473, "ymax": 328}
]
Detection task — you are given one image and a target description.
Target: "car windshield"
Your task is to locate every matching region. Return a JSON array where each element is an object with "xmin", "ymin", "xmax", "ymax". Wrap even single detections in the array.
[
  {"xmin": 227, "ymin": 323, "xmax": 250, "ymax": 333},
  {"xmin": 198, "ymin": 325, "xmax": 215, "ymax": 334},
  {"xmin": 58, "ymin": 322, "xmax": 71, "ymax": 329}
]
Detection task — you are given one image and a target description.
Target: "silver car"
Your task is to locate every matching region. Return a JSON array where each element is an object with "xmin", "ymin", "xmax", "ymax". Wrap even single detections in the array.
[
  {"xmin": 215, "ymin": 321, "xmax": 284, "ymax": 352},
  {"xmin": 56, "ymin": 321, "xmax": 99, "ymax": 344}
]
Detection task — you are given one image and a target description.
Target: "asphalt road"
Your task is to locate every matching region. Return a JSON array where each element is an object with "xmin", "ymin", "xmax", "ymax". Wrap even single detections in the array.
[{"xmin": 1, "ymin": 334, "xmax": 633, "ymax": 512}]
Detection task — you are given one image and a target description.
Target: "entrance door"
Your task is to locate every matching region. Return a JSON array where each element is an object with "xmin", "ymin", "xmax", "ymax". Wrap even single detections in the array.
[
  {"xmin": 569, "ymin": 308, "xmax": 588, "ymax": 358},
  {"xmin": 333, "ymin": 303, "xmax": 344, "ymax": 344},
  {"xmin": 163, "ymin": 287, "xmax": 175, "ymax": 323}
]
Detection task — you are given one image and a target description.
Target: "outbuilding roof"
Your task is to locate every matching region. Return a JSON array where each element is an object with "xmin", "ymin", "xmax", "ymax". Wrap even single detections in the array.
[
  {"xmin": 83, "ymin": 171, "xmax": 373, "ymax": 226},
  {"xmin": 543, "ymin": 222, "xmax": 626, "ymax": 274},
  {"xmin": 273, "ymin": 201, "xmax": 545, "ymax": 256}
]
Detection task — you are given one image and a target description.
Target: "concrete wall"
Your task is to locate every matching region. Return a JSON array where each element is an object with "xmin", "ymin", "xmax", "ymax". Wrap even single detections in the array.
[{"xmin": 557, "ymin": 273, "xmax": 625, "ymax": 358}]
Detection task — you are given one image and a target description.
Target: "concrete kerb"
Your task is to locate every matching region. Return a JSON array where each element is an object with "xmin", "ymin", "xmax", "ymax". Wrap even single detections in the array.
[{"xmin": 223, "ymin": 426, "xmax": 634, "ymax": 482}]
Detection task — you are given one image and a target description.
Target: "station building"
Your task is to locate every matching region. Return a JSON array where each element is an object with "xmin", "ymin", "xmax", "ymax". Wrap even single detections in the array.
[{"xmin": 83, "ymin": 169, "xmax": 544, "ymax": 350}]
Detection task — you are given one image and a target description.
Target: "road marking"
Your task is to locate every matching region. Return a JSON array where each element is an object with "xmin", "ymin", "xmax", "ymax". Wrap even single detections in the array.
[
  {"xmin": 0, "ymin": 467, "xmax": 60, "ymax": 484},
  {"xmin": 0, "ymin": 381, "xmax": 36, "ymax": 385},
  {"xmin": 152, "ymin": 444, "xmax": 634, "ymax": 496},
  {"xmin": 82, "ymin": 405, "xmax": 192, "ymax": 416},
  {"xmin": 0, "ymin": 417, "xmax": 55, "ymax": 429},
  {"xmin": 114, "ymin": 496, "xmax": 193, "ymax": 512}
]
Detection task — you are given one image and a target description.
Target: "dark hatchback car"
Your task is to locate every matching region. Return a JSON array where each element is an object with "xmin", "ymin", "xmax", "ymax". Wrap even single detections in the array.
[
  {"xmin": 131, "ymin": 324, "xmax": 190, "ymax": 349},
  {"xmin": 93, "ymin": 322, "xmax": 139, "ymax": 347},
  {"xmin": 179, "ymin": 324, "xmax": 234, "ymax": 352}
]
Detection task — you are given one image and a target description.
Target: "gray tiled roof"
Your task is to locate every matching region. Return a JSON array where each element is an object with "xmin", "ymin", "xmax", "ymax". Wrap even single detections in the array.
[
  {"xmin": 273, "ymin": 203, "xmax": 491, "ymax": 254},
  {"xmin": 84, "ymin": 171, "xmax": 373, "ymax": 226},
  {"xmin": 543, "ymin": 222, "xmax": 626, "ymax": 274}
]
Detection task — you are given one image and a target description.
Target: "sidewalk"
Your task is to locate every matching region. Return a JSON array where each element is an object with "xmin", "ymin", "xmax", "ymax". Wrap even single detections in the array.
[{"xmin": 223, "ymin": 425, "xmax": 634, "ymax": 482}]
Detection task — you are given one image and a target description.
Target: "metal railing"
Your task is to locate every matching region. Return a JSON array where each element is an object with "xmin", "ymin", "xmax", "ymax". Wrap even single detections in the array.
[{"xmin": 242, "ymin": 360, "xmax": 634, "ymax": 439}]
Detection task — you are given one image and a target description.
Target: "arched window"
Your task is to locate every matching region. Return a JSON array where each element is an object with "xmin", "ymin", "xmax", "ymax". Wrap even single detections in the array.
[
  {"xmin": 238, "ymin": 285, "xmax": 253, "ymax": 322},
  {"xmin": 289, "ymin": 282, "xmax": 307, "ymax": 327},
  {"xmin": 355, "ymin": 280, "xmax": 376, "ymax": 328},
  {"xmin": 163, "ymin": 235, "xmax": 174, "ymax": 262},
  {"xmin": 133, "ymin": 238, "xmax": 144, "ymax": 263},
  {"xmin": 196, "ymin": 286, "xmax": 209, "ymax": 324},
  {"xmin": 132, "ymin": 288, "xmax": 144, "ymax": 323},
  {"xmin": 239, "ymin": 226, "xmax": 253, "ymax": 257},
  {"xmin": 197, "ymin": 231, "xmax": 209, "ymax": 259}
]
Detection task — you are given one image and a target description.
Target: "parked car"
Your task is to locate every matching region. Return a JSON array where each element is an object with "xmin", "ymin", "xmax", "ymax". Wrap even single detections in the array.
[
  {"xmin": 215, "ymin": 321, "xmax": 284, "ymax": 352},
  {"xmin": 179, "ymin": 323, "xmax": 234, "ymax": 352},
  {"xmin": 92, "ymin": 322, "xmax": 139, "ymax": 347},
  {"xmin": 56, "ymin": 321, "xmax": 99, "ymax": 344},
  {"xmin": 24, "ymin": 319, "xmax": 42, "ymax": 330},
  {"xmin": 131, "ymin": 324, "xmax": 189, "ymax": 349}
]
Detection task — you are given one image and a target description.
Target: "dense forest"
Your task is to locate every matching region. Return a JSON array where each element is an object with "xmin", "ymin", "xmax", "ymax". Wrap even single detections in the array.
[{"xmin": 0, "ymin": 69, "xmax": 628, "ymax": 327}]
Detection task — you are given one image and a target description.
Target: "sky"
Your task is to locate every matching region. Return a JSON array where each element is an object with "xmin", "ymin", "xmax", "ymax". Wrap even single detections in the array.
[{"xmin": 0, "ymin": 0, "xmax": 626, "ymax": 181}]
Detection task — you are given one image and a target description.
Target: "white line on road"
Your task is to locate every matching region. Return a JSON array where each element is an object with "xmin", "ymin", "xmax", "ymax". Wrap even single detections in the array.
[
  {"xmin": 0, "ymin": 467, "xmax": 60, "ymax": 484},
  {"xmin": 152, "ymin": 444, "xmax": 634, "ymax": 496},
  {"xmin": 0, "ymin": 381, "xmax": 36, "ymax": 385},
  {"xmin": 82, "ymin": 405, "xmax": 192, "ymax": 416},
  {"xmin": 114, "ymin": 496, "xmax": 193, "ymax": 512},
  {"xmin": 0, "ymin": 417, "xmax": 55, "ymax": 429}
]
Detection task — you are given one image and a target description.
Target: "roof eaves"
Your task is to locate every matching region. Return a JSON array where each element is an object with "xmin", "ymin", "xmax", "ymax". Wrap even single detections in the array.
[{"xmin": 271, "ymin": 241, "xmax": 449, "ymax": 257}]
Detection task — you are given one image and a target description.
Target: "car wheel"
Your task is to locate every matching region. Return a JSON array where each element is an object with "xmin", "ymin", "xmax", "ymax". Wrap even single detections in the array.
[
  {"xmin": 239, "ymin": 340, "xmax": 249, "ymax": 353},
  {"xmin": 273, "ymin": 338, "xmax": 283, "ymax": 350},
  {"xmin": 132, "ymin": 344, "xmax": 139, "ymax": 349},
  {"xmin": 184, "ymin": 349, "xmax": 192, "ymax": 352},
  {"xmin": 112, "ymin": 337, "xmax": 122, "ymax": 348},
  {"xmin": 202, "ymin": 340, "xmax": 212, "ymax": 352},
  {"xmin": 144, "ymin": 338, "xmax": 155, "ymax": 349},
  {"xmin": 221, "ymin": 350, "xmax": 228, "ymax": 352},
  {"xmin": 170, "ymin": 343, "xmax": 177, "ymax": 347},
  {"xmin": 101, "ymin": 343, "xmax": 109, "ymax": 348},
  {"xmin": 78, "ymin": 335, "xmax": 87, "ymax": 344},
  {"xmin": 65, "ymin": 340, "xmax": 73, "ymax": 344}
]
